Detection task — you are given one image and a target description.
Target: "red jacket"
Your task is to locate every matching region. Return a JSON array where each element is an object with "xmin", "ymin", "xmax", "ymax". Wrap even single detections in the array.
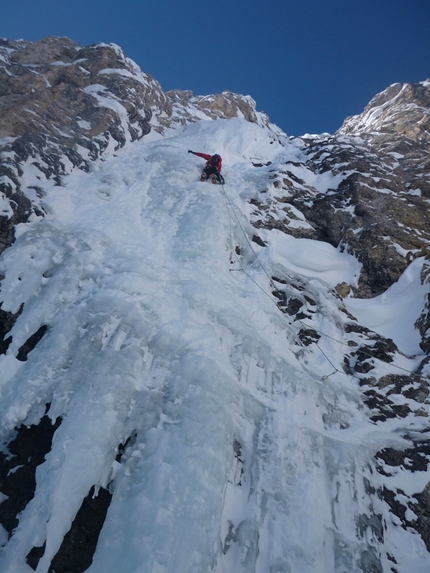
[{"xmin": 192, "ymin": 152, "xmax": 222, "ymax": 172}]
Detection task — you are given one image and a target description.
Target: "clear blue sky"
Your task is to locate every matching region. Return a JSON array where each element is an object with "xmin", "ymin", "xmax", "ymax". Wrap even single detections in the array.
[{"xmin": 2, "ymin": 0, "xmax": 430, "ymax": 136}]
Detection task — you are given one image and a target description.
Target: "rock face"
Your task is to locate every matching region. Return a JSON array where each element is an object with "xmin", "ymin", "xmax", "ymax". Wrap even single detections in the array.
[
  {"xmin": 1, "ymin": 36, "xmax": 430, "ymax": 572},
  {"xmin": 0, "ymin": 36, "xmax": 164, "ymax": 254},
  {"xmin": 0, "ymin": 37, "xmax": 157, "ymax": 144},
  {"xmin": 0, "ymin": 36, "xmax": 270, "ymax": 256},
  {"xmin": 166, "ymin": 88, "xmax": 275, "ymax": 129},
  {"xmin": 251, "ymin": 79, "xmax": 430, "ymax": 299},
  {"xmin": 248, "ymin": 78, "xmax": 430, "ymax": 561}
]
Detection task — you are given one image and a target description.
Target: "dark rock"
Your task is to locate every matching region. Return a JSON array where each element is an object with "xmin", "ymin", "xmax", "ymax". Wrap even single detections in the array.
[
  {"xmin": 251, "ymin": 234, "xmax": 266, "ymax": 247},
  {"xmin": 16, "ymin": 324, "xmax": 48, "ymax": 361},
  {"xmin": 298, "ymin": 328, "xmax": 320, "ymax": 345},
  {"xmin": 412, "ymin": 483, "xmax": 430, "ymax": 552},
  {"xmin": 26, "ymin": 486, "xmax": 112, "ymax": 573},
  {"xmin": 0, "ymin": 412, "xmax": 61, "ymax": 535},
  {"xmin": 376, "ymin": 442, "xmax": 430, "ymax": 472},
  {"xmin": 0, "ymin": 304, "xmax": 22, "ymax": 354},
  {"xmin": 362, "ymin": 389, "xmax": 412, "ymax": 422}
]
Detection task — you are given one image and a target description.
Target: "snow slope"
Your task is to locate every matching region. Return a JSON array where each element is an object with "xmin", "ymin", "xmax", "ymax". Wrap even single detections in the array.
[
  {"xmin": 345, "ymin": 257, "xmax": 429, "ymax": 356},
  {"xmin": 0, "ymin": 118, "xmax": 429, "ymax": 572}
]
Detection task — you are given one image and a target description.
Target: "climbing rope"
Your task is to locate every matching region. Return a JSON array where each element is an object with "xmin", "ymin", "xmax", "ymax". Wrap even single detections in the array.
[
  {"xmin": 218, "ymin": 180, "xmax": 430, "ymax": 383},
  {"xmin": 219, "ymin": 182, "xmax": 279, "ymax": 292}
]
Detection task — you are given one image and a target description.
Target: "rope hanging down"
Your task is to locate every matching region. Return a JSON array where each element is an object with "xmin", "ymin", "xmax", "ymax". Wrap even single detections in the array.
[
  {"xmin": 217, "ymin": 181, "xmax": 429, "ymax": 383},
  {"xmin": 219, "ymin": 182, "xmax": 279, "ymax": 293},
  {"xmin": 218, "ymin": 181, "xmax": 339, "ymax": 378}
]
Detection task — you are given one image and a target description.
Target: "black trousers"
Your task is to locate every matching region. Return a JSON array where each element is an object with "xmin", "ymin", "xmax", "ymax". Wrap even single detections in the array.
[{"xmin": 202, "ymin": 166, "xmax": 221, "ymax": 181}]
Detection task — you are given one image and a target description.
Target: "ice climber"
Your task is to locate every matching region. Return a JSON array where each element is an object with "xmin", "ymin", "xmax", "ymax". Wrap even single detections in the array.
[{"xmin": 188, "ymin": 150, "xmax": 225, "ymax": 184}]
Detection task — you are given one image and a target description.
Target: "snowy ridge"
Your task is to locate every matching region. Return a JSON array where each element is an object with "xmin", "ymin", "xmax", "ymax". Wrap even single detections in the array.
[
  {"xmin": 0, "ymin": 116, "xmax": 429, "ymax": 573},
  {"xmin": 339, "ymin": 79, "xmax": 430, "ymax": 139},
  {"xmin": 0, "ymin": 36, "xmax": 281, "ymax": 245}
]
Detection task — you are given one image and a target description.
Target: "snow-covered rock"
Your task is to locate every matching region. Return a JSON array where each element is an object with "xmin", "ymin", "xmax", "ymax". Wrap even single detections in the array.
[{"xmin": 0, "ymin": 36, "xmax": 429, "ymax": 573}]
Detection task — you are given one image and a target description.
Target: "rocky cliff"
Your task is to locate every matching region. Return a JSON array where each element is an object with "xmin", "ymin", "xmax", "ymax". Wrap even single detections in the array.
[
  {"xmin": 248, "ymin": 78, "xmax": 430, "ymax": 561},
  {"xmin": 248, "ymin": 76, "xmax": 430, "ymax": 567},
  {"xmin": 1, "ymin": 36, "xmax": 430, "ymax": 573},
  {"xmin": 251, "ymin": 80, "xmax": 430, "ymax": 299},
  {"xmin": 0, "ymin": 36, "xmax": 271, "ymax": 254}
]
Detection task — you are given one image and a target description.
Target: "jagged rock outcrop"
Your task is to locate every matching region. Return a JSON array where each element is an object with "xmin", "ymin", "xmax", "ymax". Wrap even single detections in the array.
[
  {"xmin": 247, "ymin": 79, "xmax": 430, "ymax": 556},
  {"xmin": 340, "ymin": 80, "xmax": 430, "ymax": 142},
  {"xmin": 0, "ymin": 36, "xmax": 166, "ymax": 255},
  {"xmin": 167, "ymin": 89, "xmax": 275, "ymax": 130},
  {"xmin": 0, "ymin": 36, "xmax": 160, "ymax": 144},
  {"xmin": 0, "ymin": 36, "xmax": 270, "ymax": 257},
  {"xmin": 250, "ymin": 79, "xmax": 430, "ymax": 299}
]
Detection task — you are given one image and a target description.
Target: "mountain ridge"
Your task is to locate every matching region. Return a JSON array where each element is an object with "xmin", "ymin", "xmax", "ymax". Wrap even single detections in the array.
[{"xmin": 0, "ymin": 36, "xmax": 429, "ymax": 573}]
